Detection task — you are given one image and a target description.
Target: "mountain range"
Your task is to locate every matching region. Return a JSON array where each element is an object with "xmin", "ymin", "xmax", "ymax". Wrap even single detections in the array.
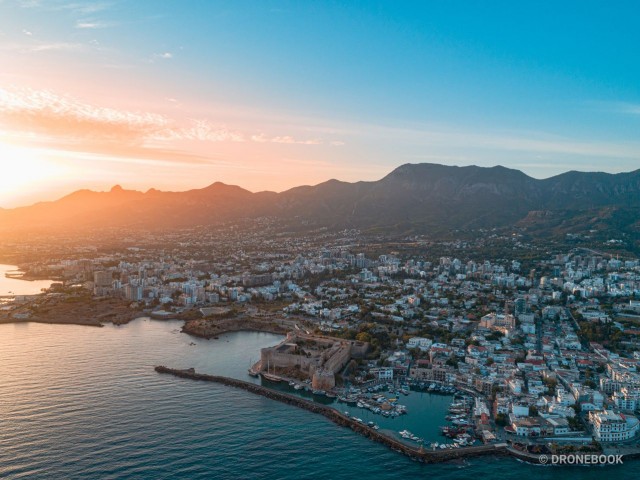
[{"xmin": 2, "ymin": 163, "xmax": 639, "ymax": 239}]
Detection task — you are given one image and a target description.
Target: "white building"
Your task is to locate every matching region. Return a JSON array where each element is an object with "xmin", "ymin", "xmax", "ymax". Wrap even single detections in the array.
[
  {"xmin": 372, "ymin": 367, "xmax": 394, "ymax": 381},
  {"xmin": 613, "ymin": 388, "xmax": 640, "ymax": 411},
  {"xmin": 406, "ymin": 337, "xmax": 433, "ymax": 351},
  {"xmin": 589, "ymin": 410, "xmax": 640, "ymax": 442}
]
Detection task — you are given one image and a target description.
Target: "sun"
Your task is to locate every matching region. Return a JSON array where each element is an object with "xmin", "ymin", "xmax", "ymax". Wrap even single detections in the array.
[{"xmin": 0, "ymin": 141, "xmax": 62, "ymax": 206}]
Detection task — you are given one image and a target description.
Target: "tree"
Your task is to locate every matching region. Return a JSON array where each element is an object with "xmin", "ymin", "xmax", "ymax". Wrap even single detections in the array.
[
  {"xmin": 446, "ymin": 357, "xmax": 459, "ymax": 368},
  {"xmin": 355, "ymin": 332, "xmax": 372, "ymax": 343},
  {"xmin": 495, "ymin": 413, "xmax": 509, "ymax": 426}
]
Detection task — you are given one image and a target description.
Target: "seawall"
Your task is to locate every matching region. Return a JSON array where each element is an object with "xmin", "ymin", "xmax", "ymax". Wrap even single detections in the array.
[{"xmin": 154, "ymin": 366, "xmax": 507, "ymax": 464}]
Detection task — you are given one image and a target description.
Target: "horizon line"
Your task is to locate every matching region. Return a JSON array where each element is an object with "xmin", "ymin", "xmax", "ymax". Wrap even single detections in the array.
[{"xmin": 3, "ymin": 161, "xmax": 639, "ymax": 210}]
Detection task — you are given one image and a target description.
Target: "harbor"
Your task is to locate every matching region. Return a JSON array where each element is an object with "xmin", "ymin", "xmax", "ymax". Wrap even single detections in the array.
[
  {"xmin": 156, "ymin": 366, "xmax": 508, "ymax": 463},
  {"xmin": 254, "ymin": 371, "xmax": 483, "ymax": 450}
]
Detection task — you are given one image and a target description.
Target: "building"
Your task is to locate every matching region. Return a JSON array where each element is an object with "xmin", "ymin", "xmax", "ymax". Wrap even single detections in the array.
[
  {"xmin": 480, "ymin": 312, "xmax": 516, "ymax": 336},
  {"xmin": 124, "ymin": 284, "xmax": 143, "ymax": 301},
  {"xmin": 509, "ymin": 416, "xmax": 547, "ymax": 436},
  {"xmin": 546, "ymin": 417, "xmax": 570, "ymax": 435},
  {"xmin": 93, "ymin": 270, "xmax": 113, "ymax": 296},
  {"xmin": 406, "ymin": 337, "xmax": 432, "ymax": 351},
  {"xmin": 371, "ymin": 367, "xmax": 394, "ymax": 381},
  {"xmin": 588, "ymin": 410, "xmax": 640, "ymax": 442},
  {"xmin": 480, "ymin": 313, "xmax": 516, "ymax": 329},
  {"xmin": 260, "ymin": 332, "xmax": 369, "ymax": 388},
  {"xmin": 613, "ymin": 387, "xmax": 640, "ymax": 411}
]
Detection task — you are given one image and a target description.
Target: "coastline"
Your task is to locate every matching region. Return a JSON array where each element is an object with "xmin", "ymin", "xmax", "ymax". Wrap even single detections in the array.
[
  {"xmin": 154, "ymin": 365, "xmax": 509, "ymax": 464},
  {"xmin": 0, "ymin": 294, "xmax": 142, "ymax": 327},
  {"xmin": 181, "ymin": 316, "xmax": 291, "ymax": 339}
]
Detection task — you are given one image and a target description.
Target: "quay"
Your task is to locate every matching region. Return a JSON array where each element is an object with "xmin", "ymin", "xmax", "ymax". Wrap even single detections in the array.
[{"xmin": 154, "ymin": 366, "xmax": 508, "ymax": 463}]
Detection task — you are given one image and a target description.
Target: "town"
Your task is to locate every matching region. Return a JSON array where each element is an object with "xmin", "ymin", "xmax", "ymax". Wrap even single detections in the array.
[{"xmin": 2, "ymin": 223, "xmax": 640, "ymax": 460}]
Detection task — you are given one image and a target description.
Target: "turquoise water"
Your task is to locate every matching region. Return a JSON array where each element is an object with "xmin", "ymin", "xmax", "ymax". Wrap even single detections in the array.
[
  {"xmin": 267, "ymin": 379, "xmax": 455, "ymax": 444},
  {"xmin": 0, "ymin": 319, "xmax": 637, "ymax": 479}
]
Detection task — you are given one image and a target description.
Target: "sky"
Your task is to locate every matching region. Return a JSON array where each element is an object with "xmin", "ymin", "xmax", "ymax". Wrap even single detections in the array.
[{"xmin": 0, "ymin": 0, "xmax": 639, "ymax": 207}]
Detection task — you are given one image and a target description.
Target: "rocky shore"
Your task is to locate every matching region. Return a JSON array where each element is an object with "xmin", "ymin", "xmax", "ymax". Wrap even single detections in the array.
[
  {"xmin": 0, "ymin": 294, "xmax": 141, "ymax": 327},
  {"xmin": 181, "ymin": 316, "xmax": 290, "ymax": 339},
  {"xmin": 154, "ymin": 366, "xmax": 508, "ymax": 464}
]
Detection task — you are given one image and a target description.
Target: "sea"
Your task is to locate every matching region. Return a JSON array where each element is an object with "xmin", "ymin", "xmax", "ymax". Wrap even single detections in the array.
[
  {"xmin": 0, "ymin": 273, "xmax": 637, "ymax": 479},
  {"xmin": 0, "ymin": 264, "xmax": 54, "ymax": 297}
]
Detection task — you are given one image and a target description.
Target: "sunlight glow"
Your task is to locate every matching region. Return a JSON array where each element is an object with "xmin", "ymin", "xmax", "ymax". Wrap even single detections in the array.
[{"xmin": 0, "ymin": 142, "xmax": 63, "ymax": 204}]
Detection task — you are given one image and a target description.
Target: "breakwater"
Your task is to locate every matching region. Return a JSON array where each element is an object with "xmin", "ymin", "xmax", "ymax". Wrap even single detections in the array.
[{"xmin": 155, "ymin": 366, "xmax": 508, "ymax": 463}]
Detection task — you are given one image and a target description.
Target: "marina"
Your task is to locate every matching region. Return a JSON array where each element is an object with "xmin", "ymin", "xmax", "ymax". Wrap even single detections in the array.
[
  {"xmin": 257, "ymin": 373, "xmax": 483, "ymax": 448},
  {"xmin": 155, "ymin": 365, "xmax": 508, "ymax": 463}
]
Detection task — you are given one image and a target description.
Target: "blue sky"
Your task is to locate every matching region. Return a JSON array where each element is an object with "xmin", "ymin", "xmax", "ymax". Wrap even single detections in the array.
[{"xmin": 0, "ymin": 0, "xmax": 639, "ymax": 205}]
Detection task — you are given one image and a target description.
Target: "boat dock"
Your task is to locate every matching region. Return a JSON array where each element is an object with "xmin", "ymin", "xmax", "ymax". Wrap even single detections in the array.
[{"xmin": 155, "ymin": 366, "xmax": 508, "ymax": 463}]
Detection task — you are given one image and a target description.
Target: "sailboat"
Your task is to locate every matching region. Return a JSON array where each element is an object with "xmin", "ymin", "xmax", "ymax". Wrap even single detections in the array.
[
  {"xmin": 247, "ymin": 358, "xmax": 259, "ymax": 377},
  {"xmin": 261, "ymin": 357, "xmax": 283, "ymax": 383}
]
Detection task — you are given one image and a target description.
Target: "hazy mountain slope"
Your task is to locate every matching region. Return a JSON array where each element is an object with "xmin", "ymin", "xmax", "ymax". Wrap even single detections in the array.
[{"xmin": 1, "ymin": 163, "xmax": 639, "ymax": 235}]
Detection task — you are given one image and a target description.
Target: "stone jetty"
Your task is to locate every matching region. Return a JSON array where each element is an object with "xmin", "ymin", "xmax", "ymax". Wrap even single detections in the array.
[{"xmin": 154, "ymin": 366, "xmax": 508, "ymax": 464}]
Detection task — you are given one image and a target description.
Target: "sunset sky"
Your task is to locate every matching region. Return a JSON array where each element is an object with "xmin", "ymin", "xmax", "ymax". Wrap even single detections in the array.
[{"xmin": 0, "ymin": 0, "xmax": 639, "ymax": 207}]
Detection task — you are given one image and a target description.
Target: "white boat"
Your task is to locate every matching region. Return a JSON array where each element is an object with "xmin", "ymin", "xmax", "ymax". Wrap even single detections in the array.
[{"xmin": 261, "ymin": 372, "xmax": 283, "ymax": 382}]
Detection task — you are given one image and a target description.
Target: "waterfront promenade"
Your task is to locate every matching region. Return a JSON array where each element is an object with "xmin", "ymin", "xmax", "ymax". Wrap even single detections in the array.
[{"xmin": 155, "ymin": 366, "xmax": 508, "ymax": 463}]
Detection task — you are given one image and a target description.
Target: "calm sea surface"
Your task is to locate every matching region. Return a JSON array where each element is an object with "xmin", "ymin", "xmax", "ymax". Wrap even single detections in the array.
[
  {"xmin": 0, "ymin": 264, "xmax": 53, "ymax": 296},
  {"xmin": 0, "ymin": 319, "xmax": 637, "ymax": 479}
]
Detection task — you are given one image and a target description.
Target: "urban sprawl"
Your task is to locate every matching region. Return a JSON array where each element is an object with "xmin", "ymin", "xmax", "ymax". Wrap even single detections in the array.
[{"xmin": 3, "ymin": 225, "xmax": 640, "ymax": 459}]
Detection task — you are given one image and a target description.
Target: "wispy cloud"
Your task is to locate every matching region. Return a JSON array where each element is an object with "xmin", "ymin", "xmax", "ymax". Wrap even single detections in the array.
[
  {"xmin": 251, "ymin": 133, "xmax": 322, "ymax": 145},
  {"xmin": 0, "ymin": 87, "xmax": 336, "ymax": 166},
  {"xmin": 30, "ymin": 42, "xmax": 87, "ymax": 52},
  {"xmin": 618, "ymin": 103, "xmax": 640, "ymax": 115},
  {"xmin": 0, "ymin": 87, "xmax": 171, "ymax": 144},
  {"xmin": 75, "ymin": 20, "xmax": 115, "ymax": 29},
  {"xmin": 147, "ymin": 52, "xmax": 174, "ymax": 63},
  {"xmin": 159, "ymin": 119, "xmax": 244, "ymax": 143},
  {"xmin": 586, "ymin": 100, "xmax": 640, "ymax": 117},
  {"xmin": 19, "ymin": 0, "xmax": 111, "ymax": 14},
  {"xmin": 0, "ymin": 40, "xmax": 90, "ymax": 53}
]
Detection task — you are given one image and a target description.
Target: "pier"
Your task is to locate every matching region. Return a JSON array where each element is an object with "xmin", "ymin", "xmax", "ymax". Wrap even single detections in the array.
[{"xmin": 154, "ymin": 366, "xmax": 508, "ymax": 463}]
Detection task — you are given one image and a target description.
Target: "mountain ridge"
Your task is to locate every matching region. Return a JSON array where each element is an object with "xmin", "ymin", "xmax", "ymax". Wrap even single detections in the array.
[{"xmin": 2, "ymin": 163, "xmax": 639, "ymax": 238}]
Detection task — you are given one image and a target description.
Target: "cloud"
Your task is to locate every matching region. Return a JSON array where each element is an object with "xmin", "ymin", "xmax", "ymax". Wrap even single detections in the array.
[
  {"xmin": 0, "ymin": 87, "xmax": 170, "ymax": 144},
  {"xmin": 0, "ymin": 86, "xmax": 251, "ymax": 163},
  {"xmin": 22, "ymin": 29, "xmax": 33, "ymax": 36},
  {"xmin": 0, "ymin": 87, "xmax": 349, "ymax": 173},
  {"xmin": 0, "ymin": 40, "xmax": 90, "ymax": 53},
  {"xmin": 75, "ymin": 20, "xmax": 114, "ymax": 29},
  {"xmin": 586, "ymin": 100, "xmax": 640, "ymax": 117},
  {"xmin": 618, "ymin": 103, "xmax": 640, "ymax": 115},
  {"xmin": 251, "ymin": 133, "xmax": 322, "ymax": 145},
  {"xmin": 154, "ymin": 52, "xmax": 173, "ymax": 59},
  {"xmin": 19, "ymin": 1, "xmax": 111, "ymax": 14},
  {"xmin": 158, "ymin": 119, "xmax": 244, "ymax": 143},
  {"xmin": 30, "ymin": 42, "xmax": 87, "ymax": 52}
]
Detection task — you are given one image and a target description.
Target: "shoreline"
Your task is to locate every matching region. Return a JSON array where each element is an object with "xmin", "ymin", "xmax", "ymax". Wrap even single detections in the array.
[
  {"xmin": 154, "ymin": 365, "xmax": 508, "ymax": 464},
  {"xmin": 0, "ymin": 317, "xmax": 105, "ymax": 327},
  {"xmin": 181, "ymin": 316, "xmax": 290, "ymax": 339},
  {"xmin": 0, "ymin": 293, "xmax": 144, "ymax": 327}
]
